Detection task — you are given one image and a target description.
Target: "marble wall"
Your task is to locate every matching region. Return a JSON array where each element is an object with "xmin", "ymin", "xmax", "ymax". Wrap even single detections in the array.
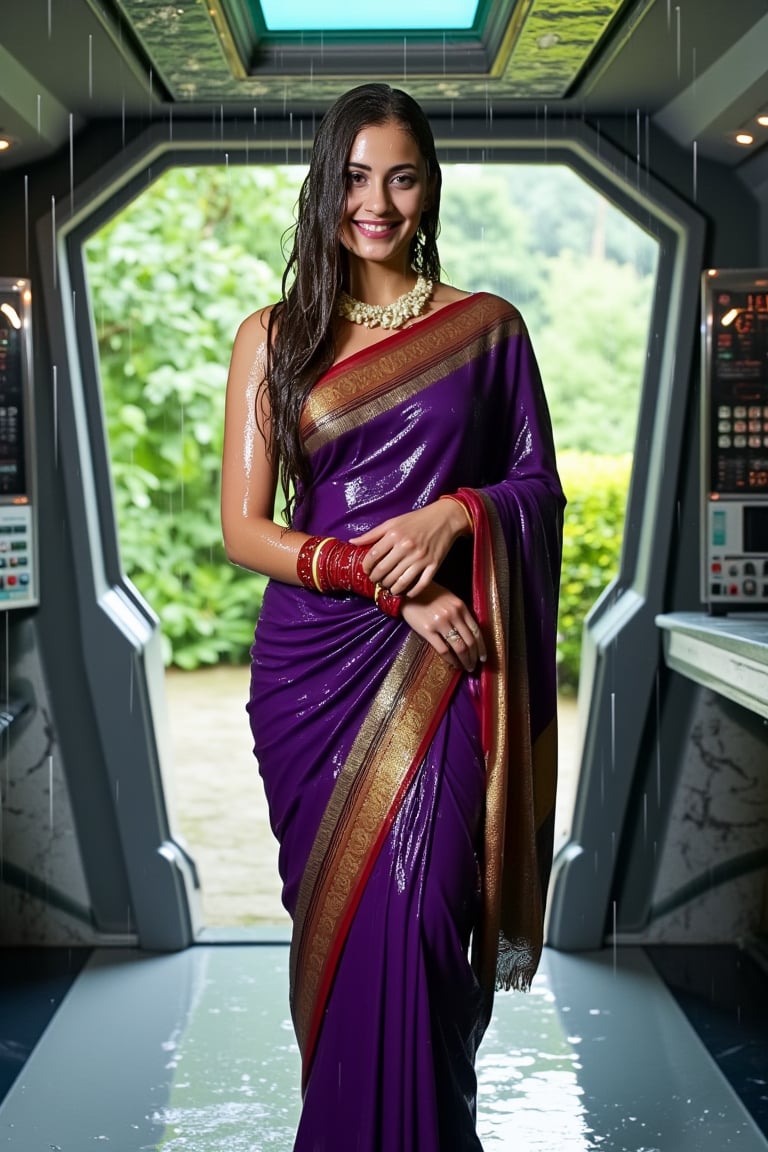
[
  {"xmin": 0, "ymin": 617, "xmax": 100, "ymax": 945},
  {"xmin": 646, "ymin": 688, "xmax": 768, "ymax": 943}
]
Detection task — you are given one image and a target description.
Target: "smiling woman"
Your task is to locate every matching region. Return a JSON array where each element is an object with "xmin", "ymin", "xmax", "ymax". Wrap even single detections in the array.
[{"xmin": 221, "ymin": 83, "xmax": 564, "ymax": 1152}]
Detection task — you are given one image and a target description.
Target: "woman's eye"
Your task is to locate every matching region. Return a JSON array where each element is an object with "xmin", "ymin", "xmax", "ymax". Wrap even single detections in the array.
[{"xmin": 346, "ymin": 171, "xmax": 365, "ymax": 186}]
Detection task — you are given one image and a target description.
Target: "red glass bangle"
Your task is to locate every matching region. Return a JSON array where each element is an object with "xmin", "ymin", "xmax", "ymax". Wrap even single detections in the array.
[
  {"xmin": 297, "ymin": 536, "xmax": 400, "ymax": 617},
  {"xmin": 297, "ymin": 535, "xmax": 325, "ymax": 590},
  {"xmin": 374, "ymin": 583, "xmax": 403, "ymax": 618}
]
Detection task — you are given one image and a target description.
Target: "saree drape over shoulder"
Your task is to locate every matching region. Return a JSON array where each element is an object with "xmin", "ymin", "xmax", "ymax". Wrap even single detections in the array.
[{"xmin": 248, "ymin": 293, "xmax": 564, "ymax": 1152}]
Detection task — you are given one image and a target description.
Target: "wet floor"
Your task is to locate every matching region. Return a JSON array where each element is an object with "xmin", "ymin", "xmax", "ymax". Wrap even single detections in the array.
[{"xmin": 0, "ymin": 944, "xmax": 765, "ymax": 1151}]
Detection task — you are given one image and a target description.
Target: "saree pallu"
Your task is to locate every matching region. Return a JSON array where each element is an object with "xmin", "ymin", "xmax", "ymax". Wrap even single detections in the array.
[{"xmin": 248, "ymin": 293, "xmax": 564, "ymax": 1152}]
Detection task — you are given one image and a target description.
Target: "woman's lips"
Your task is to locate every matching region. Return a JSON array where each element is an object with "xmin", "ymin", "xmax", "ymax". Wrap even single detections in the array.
[{"xmin": 353, "ymin": 220, "xmax": 399, "ymax": 238}]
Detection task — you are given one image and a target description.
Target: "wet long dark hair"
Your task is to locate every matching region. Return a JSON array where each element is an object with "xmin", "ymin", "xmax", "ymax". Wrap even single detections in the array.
[{"xmin": 264, "ymin": 84, "xmax": 443, "ymax": 524}]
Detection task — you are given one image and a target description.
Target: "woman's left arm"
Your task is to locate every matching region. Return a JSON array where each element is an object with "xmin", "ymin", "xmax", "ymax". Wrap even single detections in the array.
[{"xmin": 350, "ymin": 496, "xmax": 471, "ymax": 598}]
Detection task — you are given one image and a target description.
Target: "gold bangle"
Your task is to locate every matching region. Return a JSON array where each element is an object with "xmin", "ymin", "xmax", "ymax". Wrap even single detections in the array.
[
  {"xmin": 311, "ymin": 537, "xmax": 335, "ymax": 591},
  {"xmin": 440, "ymin": 494, "xmax": 473, "ymax": 533}
]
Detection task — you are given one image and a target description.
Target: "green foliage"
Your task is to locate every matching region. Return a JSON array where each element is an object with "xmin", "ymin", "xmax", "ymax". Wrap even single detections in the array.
[
  {"xmin": 534, "ymin": 250, "xmax": 655, "ymax": 455},
  {"xmin": 439, "ymin": 168, "xmax": 657, "ymax": 455},
  {"xmin": 499, "ymin": 165, "xmax": 658, "ymax": 276},
  {"xmin": 438, "ymin": 166, "xmax": 544, "ymax": 311},
  {"xmin": 85, "ymin": 165, "xmax": 305, "ymax": 668},
  {"xmin": 85, "ymin": 161, "xmax": 652, "ymax": 682},
  {"xmin": 557, "ymin": 451, "xmax": 632, "ymax": 693}
]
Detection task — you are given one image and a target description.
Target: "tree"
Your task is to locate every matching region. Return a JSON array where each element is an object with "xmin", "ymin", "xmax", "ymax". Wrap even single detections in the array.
[
  {"xmin": 533, "ymin": 249, "xmax": 655, "ymax": 455},
  {"xmin": 438, "ymin": 166, "xmax": 545, "ymax": 321},
  {"xmin": 501, "ymin": 165, "xmax": 658, "ymax": 276}
]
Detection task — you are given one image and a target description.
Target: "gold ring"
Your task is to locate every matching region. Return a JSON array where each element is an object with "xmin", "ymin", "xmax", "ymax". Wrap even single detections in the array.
[
  {"xmin": 444, "ymin": 628, "xmax": 460, "ymax": 643},
  {"xmin": 469, "ymin": 622, "xmax": 480, "ymax": 637}
]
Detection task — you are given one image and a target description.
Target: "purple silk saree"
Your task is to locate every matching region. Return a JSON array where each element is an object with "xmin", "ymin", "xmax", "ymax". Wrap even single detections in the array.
[{"xmin": 247, "ymin": 293, "xmax": 564, "ymax": 1151}]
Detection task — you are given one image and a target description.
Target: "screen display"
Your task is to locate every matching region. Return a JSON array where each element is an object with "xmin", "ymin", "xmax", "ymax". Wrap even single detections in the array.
[
  {"xmin": 0, "ymin": 292, "xmax": 27, "ymax": 498},
  {"xmin": 744, "ymin": 505, "xmax": 768, "ymax": 552},
  {"xmin": 707, "ymin": 280, "xmax": 768, "ymax": 495}
]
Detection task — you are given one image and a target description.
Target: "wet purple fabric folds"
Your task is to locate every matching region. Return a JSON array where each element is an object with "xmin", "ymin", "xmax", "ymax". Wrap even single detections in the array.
[{"xmin": 247, "ymin": 294, "xmax": 564, "ymax": 1151}]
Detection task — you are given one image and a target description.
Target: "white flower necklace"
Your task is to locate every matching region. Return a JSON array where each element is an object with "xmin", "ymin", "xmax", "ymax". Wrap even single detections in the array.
[{"xmin": 336, "ymin": 275, "xmax": 434, "ymax": 330}]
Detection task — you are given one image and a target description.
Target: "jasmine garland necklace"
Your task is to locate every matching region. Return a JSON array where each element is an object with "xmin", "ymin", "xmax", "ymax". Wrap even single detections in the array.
[{"xmin": 336, "ymin": 275, "xmax": 433, "ymax": 330}]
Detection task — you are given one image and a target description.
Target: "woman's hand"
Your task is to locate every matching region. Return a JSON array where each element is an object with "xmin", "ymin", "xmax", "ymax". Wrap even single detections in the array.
[
  {"xmin": 400, "ymin": 582, "xmax": 486, "ymax": 673},
  {"xmin": 350, "ymin": 499, "xmax": 470, "ymax": 598}
]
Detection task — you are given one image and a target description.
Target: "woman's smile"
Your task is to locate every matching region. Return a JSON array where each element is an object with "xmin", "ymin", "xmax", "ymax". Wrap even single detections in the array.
[{"xmin": 353, "ymin": 220, "xmax": 401, "ymax": 238}]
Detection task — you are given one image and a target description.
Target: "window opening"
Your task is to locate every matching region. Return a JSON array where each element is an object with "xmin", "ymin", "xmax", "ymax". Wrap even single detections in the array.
[{"xmin": 84, "ymin": 161, "xmax": 658, "ymax": 926}]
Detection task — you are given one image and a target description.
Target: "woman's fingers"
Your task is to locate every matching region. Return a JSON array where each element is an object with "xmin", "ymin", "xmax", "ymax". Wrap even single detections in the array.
[
  {"xmin": 399, "ymin": 583, "xmax": 486, "ymax": 674},
  {"xmin": 404, "ymin": 567, "xmax": 436, "ymax": 598},
  {"xmin": 440, "ymin": 618, "xmax": 485, "ymax": 672},
  {"xmin": 387, "ymin": 560, "xmax": 437, "ymax": 595},
  {"xmin": 352, "ymin": 503, "xmax": 460, "ymax": 588},
  {"xmin": 434, "ymin": 605, "xmax": 486, "ymax": 672},
  {"xmin": 366, "ymin": 537, "xmax": 424, "ymax": 585},
  {"xmin": 469, "ymin": 617, "xmax": 488, "ymax": 663}
]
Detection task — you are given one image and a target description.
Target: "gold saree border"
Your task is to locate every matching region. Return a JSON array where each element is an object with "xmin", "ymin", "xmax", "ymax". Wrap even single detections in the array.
[
  {"xmin": 300, "ymin": 295, "xmax": 525, "ymax": 455},
  {"xmin": 290, "ymin": 631, "xmax": 458, "ymax": 1087},
  {"xmin": 464, "ymin": 488, "xmax": 555, "ymax": 1011},
  {"xmin": 464, "ymin": 490, "xmax": 511, "ymax": 1005}
]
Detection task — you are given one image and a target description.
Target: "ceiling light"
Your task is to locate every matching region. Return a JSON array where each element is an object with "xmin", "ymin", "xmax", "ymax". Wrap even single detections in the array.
[
  {"xmin": 735, "ymin": 132, "xmax": 754, "ymax": 145},
  {"xmin": 0, "ymin": 303, "xmax": 21, "ymax": 329},
  {"xmin": 757, "ymin": 115, "xmax": 768, "ymax": 127},
  {"xmin": 0, "ymin": 138, "xmax": 12, "ymax": 152}
]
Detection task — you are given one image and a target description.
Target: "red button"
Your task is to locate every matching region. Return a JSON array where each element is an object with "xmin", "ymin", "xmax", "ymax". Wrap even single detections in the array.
[
  {"xmin": 6, "ymin": 575, "xmax": 17, "ymax": 586},
  {"xmin": 711, "ymin": 562, "xmax": 722, "ymax": 574},
  {"xmin": 729, "ymin": 583, "xmax": 739, "ymax": 595}
]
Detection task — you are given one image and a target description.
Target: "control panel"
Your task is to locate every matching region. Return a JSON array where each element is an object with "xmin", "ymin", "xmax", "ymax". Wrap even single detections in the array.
[
  {"xmin": 702, "ymin": 269, "xmax": 768, "ymax": 612},
  {"xmin": 0, "ymin": 279, "xmax": 37, "ymax": 609}
]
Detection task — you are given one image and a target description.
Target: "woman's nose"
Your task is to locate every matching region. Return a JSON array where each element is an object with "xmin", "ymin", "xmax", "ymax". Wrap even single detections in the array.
[{"xmin": 364, "ymin": 181, "xmax": 393, "ymax": 215}]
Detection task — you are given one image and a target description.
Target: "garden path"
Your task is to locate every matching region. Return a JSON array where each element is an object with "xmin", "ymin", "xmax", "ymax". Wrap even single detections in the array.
[{"xmin": 165, "ymin": 666, "xmax": 581, "ymax": 928}]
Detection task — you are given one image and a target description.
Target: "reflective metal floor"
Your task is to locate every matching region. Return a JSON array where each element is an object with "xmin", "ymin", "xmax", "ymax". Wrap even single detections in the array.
[{"xmin": 0, "ymin": 944, "xmax": 765, "ymax": 1151}]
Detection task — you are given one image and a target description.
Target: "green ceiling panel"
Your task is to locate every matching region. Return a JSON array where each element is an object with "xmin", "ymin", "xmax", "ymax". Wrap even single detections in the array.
[{"xmin": 109, "ymin": 0, "xmax": 628, "ymax": 104}]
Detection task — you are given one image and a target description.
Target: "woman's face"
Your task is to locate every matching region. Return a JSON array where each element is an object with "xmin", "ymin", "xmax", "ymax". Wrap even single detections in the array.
[{"xmin": 339, "ymin": 119, "xmax": 431, "ymax": 274}]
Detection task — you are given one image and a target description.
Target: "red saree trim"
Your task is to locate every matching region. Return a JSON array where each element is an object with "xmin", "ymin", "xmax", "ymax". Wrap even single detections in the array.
[
  {"xmin": 321, "ymin": 291, "xmax": 475, "ymax": 380},
  {"xmin": 290, "ymin": 632, "xmax": 459, "ymax": 1091},
  {"xmin": 457, "ymin": 488, "xmax": 510, "ymax": 1004},
  {"xmin": 300, "ymin": 294, "xmax": 525, "ymax": 455},
  {"xmin": 458, "ymin": 486, "xmax": 557, "ymax": 1003}
]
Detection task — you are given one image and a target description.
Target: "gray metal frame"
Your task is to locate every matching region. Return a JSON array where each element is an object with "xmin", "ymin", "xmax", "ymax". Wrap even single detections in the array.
[
  {"xmin": 0, "ymin": 277, "xmax": 38, "ymax": 610},
  {"xmin": 35, "ymin": 114, "xmax": 703, "ymax": 951}
]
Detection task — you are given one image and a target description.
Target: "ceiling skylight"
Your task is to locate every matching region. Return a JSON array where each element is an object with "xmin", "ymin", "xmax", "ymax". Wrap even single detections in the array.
[{"xmin": 259, "ymin": 0, "xmax": 481, "ymax": 33}]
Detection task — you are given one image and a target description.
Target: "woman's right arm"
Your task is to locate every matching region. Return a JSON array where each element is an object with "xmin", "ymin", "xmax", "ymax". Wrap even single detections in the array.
[
  {"xmin": 220, "ymin": 308, "xmax": 308, "ymax": 584},
  {"xmin": 221, "ymin": 310, "xmax": 484, "ymax": 670}
]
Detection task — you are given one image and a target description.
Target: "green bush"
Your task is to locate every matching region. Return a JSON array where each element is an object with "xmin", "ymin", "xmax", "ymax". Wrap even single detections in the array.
[{"xmin": 556, "ymin": 450, "xmax": 632, "ymax": 693}]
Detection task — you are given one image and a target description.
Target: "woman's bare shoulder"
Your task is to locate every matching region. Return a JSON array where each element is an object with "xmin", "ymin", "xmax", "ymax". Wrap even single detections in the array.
[
  {"xmin": 229, "ymin": 305, "xmax": 280, "ymax": 393},
  {"xmin": 433, "ymin": 283, "xmax": 472, "ymax": 304},
  {"xmin": 231, "ymin": 304, "xmax": 280, "ymax": 373},
  {"xmin": 235, "ymin": 303, "xmax": 276, "ymax": 345}
]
